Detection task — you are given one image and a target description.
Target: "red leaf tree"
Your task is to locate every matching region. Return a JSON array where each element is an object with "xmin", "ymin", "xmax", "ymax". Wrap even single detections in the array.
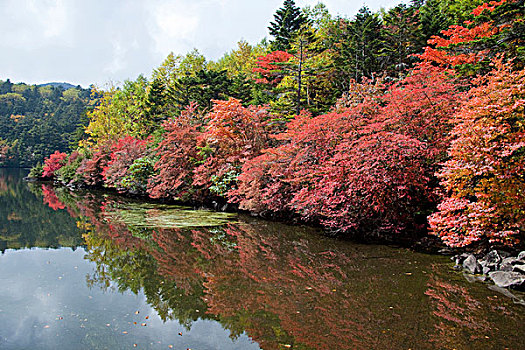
[
  {"xmin": 76, "ymin": 146, "xmax": 111, "ymax": 187},
  {"xmin": 234, "ymin": 63, "xmax": 463, "ymax": 238},
  {"xmin": 102, "ymin": 136, "xmax": 151, "ymax": 191},
  {"xmin": 253, "ymin": 51, "xmax": 293, "ymax": 86},
  {"xmin": 42, "ymin": 151, "xmax": 68, "ymax": 178},
  {"xmin": 147, "ymin": 104, "xmax": 203, "ymax": 201},
  {"xmin": 418, "ymin": 0, "xmax": 523, "ymax": 70}
]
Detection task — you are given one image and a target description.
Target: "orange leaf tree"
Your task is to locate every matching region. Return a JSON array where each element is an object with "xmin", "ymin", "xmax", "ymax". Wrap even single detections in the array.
[
  {"xmin": 193, "ymin": 98, "xmax": 272, "ymax": 198},
  {"xmin": 418, "ymin": 0, "xmax": 524, "ymax": 72},
  {"xmin": 429, "ymin": 61, "xmax": 525, "ymax": 247}
]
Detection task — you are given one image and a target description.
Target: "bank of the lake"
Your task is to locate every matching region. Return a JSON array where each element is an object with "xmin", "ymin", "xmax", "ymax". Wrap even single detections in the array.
[{"xmin": 1, "ymin": 168, "xmax": 524, "ymax": 349}]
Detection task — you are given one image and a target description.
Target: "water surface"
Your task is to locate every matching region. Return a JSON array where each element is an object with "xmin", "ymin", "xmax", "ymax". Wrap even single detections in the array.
[{"xmin": 0, "ymin": 168, "xmax": 523, "ymax": 349}]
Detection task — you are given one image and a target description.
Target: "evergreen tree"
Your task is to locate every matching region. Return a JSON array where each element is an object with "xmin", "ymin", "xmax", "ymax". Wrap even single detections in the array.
[
  {"xmin": 419, "ymin": 0, "xmax": 451, "ymax": 43},
  {"xmin": 229, "ymin": 73, "xmax": 254, "ymax": 106},
  {"xmin": 350, "ymin": 7, "xmax": 387, "ymax": 81},
  {"xmin": 272, "ymin": 24, "xmax": 334, "ymax": 116},
  {"xmin": 268, "ymin": 0, "xmax": 307, "ymax": 51},
  {"xmin": 168, "ymin": 69, "xmax": 233, "ymax": 113},
  {"xmin": 0, "ymin": 79, "xmax": 13, "ymax": 94},
  {"xmin": 330, "ymin": 7, "xmax": 386, "ymax": 86},
  {"xmin": 145, "ymin": 77, "xmax": 169, "ymax": 123},
  {"xmin": 382, "ymin": 3, "xmax": 424, "ymax": 77},
  {"xmin": 0, "ymin": 82, "xmax": 94, "ymax": 167}
]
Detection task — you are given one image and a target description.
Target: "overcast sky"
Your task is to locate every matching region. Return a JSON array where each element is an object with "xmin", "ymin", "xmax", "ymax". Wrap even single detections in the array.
[{"xmin": 0, "ymin": 0, "xmax": 404, "ymax": 88}]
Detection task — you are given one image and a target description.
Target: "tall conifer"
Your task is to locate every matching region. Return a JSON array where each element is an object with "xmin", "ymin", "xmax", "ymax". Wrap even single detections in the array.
[{"xmin": 268, "ymin": 0, "xmax": 307, "ymax": 51}]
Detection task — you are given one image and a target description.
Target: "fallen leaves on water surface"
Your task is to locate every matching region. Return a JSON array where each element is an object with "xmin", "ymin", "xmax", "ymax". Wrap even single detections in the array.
[{"xmin": 103, "ymin": 203, "xmax": 237, "ymax": 230}]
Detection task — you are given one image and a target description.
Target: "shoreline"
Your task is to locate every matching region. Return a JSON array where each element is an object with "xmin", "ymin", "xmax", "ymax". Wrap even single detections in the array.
[{"xmin": 25, "ymin": 175, "xmax": 525, "ymax": 295}]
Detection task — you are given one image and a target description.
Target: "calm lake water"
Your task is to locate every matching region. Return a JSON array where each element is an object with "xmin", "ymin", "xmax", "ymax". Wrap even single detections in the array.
[{"xmin": 0, "ymin": 168, "xmax": 523, "ymax": 349}]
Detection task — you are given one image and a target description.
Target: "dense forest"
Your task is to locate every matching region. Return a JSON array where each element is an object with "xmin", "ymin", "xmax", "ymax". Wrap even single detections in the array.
[
  {"xmin": 0, "ymin": 80, "xmax": 96, "ymax": 167},
  {"xmin": 33, "ymin": 0, "xmax": 525, "ymax": 248}
]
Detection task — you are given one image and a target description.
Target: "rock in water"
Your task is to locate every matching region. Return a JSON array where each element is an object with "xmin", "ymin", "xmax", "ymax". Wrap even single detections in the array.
[
  {"xmin": 500, "ymin": 257, "xmax": 521, "ymax": 272},
  {"xmin": 462, "ymin": 254, "xmax": 480, "ymax": 274},
  {"xmin": 489, "ymin": 271, "xmax": 525, "ymax": 289},
  {"xmin": 513, "ymin": 264, "xmax": 525, "ymax": 274},
  {"xmin": 484, "ymin": 250, "xmax": 502, "ymax": 265},
  {"xmin": 517, "ymin": 251, "xmax": 525, "ymax": 261}
]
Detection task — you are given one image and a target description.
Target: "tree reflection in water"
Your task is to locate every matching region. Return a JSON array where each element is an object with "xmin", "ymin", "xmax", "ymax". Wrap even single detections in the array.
[
  {"xmin": 0, "ymin": 169, "xmax": 83, "ymax": 251},
  {"xmin": 40, "ymin": 184, "xmax": 525, "ymax": 350}
]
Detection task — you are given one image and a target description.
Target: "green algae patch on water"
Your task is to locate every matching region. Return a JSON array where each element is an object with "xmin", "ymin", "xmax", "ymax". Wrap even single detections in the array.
[{"xmin": 102, "ymin": 202, "xmax": 238, "ymax": 229}]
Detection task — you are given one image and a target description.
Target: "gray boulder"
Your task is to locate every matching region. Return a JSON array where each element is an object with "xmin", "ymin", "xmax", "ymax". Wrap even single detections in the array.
[
  {"xmin": 488, "ymin": 285, "xmax": 525, "ymax": 306},
  {"xmin": 463, "ymin": 272, "xmax": 478, "ymax": 283},
  {"xmin": 479, "ymin": 259, "xmax": 498, "ymax": 274},
  {"xmin": 501, "ymin": 257, "xmax": 521, "ymax": 265},
  {"xmin": 489, "ymin": 271, "xmax": 525, "ymax": 289},
  {"xmin": 518, "ymin": 251, "xmax": 525, "ymax": 261},
  {"xmin": 483, "ymin": 250, "xmax": 502, "ymax": 265},
  {"xmin": 513, "ymin": 264, "xmax": 525, "ymax": 274},
  {"xmin": 452, "ymin": 253, "xmax": 470, "ymax": 265},
  {"xmin": 499, "ymin": 257, "xmax": 521, "ymax": 272},
  {"xmin": 499, "ymin": 262, "xmax": 514, "ymax": 272},
  {"xmin": 462, "ymin": 254, "xmax": 480, "ymax": 274}
]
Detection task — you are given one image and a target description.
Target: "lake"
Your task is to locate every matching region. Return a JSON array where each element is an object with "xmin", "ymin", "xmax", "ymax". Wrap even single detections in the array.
[{"xmin": 0, "ymin": 168, "xmax": 523, "ymax": 349}]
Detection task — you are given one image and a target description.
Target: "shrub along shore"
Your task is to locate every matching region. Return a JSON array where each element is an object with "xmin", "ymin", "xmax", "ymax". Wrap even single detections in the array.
[{"xmin": 30, "ymin": 0, "xmax": 524, "ymax": 252}]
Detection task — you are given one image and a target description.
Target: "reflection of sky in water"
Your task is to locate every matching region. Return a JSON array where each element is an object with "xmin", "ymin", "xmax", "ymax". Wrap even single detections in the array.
[{"xmin": 0, "ymin": 248, "xmax": 260, "ymax": 350}]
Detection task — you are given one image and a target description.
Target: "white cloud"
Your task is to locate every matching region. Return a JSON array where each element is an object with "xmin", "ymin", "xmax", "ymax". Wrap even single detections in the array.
[
  {"xmin": 104, "ymin": 39, "xmax": 126, "ymax": 74},
  {"xmin": 148, "ymin": 1, "xmax": 200, "ymax": 56},
  {"xmin": 32, "ymin": 0, "xmax": 69, "ymax": 39},
  {"xmin": 0, "ymin": 0, "xmax": 72, "ymax": 48},
  {"xmin": 0, "ymin": 0, "xmax": 405, "ymax": 87}
]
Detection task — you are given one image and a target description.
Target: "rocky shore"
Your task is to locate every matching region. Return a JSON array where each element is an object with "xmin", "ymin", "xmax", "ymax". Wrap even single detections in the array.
[{"xmin": 453, "ymin": 250, "xmax": 525, "ymax": 291}]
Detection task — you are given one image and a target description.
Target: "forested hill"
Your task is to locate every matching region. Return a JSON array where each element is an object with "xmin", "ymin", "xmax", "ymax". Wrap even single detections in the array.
[
  {"xmin": 0, "ymin": 79, "xmax": 96, "ymax": 167},
  {"xmin": 38, "ymin": 82, "xmax": 78, "ymax": 90}
]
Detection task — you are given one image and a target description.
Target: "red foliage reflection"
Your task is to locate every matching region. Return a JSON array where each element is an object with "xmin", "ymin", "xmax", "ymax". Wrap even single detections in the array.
[
  {"xmin": 41, "ymin": 184, "xmax": 65, "ymax": 210},
  {"xmin": 40, "ymin": 185, "xmax": 525, "ymax": 350}
]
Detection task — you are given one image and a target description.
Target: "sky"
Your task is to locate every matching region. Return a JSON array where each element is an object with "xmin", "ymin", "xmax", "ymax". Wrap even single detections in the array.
[{"xmin": 0, "ymin": 0, "xmax": 404, "ymax": 88}]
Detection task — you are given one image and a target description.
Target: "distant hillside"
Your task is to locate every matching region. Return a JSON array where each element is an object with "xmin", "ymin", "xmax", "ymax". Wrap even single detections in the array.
[
  {"xmin": 37, "ymin": 82, "xmax": 78, "ymax": 90},
  {"xmin": 0, "ymin": 79, "xmax": 98, "ymax": 167}
]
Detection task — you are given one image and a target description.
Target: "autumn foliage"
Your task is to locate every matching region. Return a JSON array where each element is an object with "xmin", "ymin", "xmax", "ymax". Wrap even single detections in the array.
[
  {"xmin": 42, "ymin": 151, "xmax": 68, "ymax": 178},
  {"xmin": 418, "ymin": 0, "xmax": 523, "ymax": 71},
  {"xmin": 253, "ymin": 51, "xmax": 293, "ymax": 85},
  {"xmin": 429, "ymin": 61, "xmax": 525, "ymax": 247},
  {"xmin": 193, "ymin": 98, "xmax": 272, "ymax": 197},
  {"xmin": 232, "ymin": 63, "xmax": 463, "ymax": 238},
  {"xmin": 102, "ymin": 136, "xmax": 151, "ymax": 191},
  {"xmin": 36, "ymin": 0, "xmax": 525, "ymax": 247},
  {"xmin": 76, "ymin": 147, "xmax": 111, "ymax": 187},
  {"xmin": 147, "ymin": 104, "xmax": 203, "ymax": 201}
]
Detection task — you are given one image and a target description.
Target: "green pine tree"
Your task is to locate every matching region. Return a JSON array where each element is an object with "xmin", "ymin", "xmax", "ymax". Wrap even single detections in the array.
[
  {"xmin": 419, "ymin": 0, "xmax": 451, "ymax": 43},
  {"xmin": 331, "ymin": 7, "xmax": 386, "ymax": 85},
  {"xmin": 268, "ymin": 0, "xmax": 307, "ymax": 51}
]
